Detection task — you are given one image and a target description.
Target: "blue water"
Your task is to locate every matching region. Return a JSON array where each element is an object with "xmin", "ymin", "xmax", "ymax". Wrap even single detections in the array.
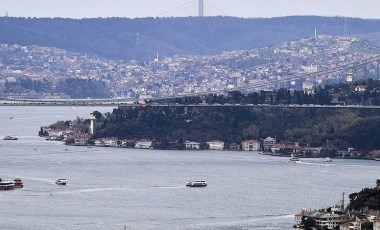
[{"xmin": 0, "ymin": 106, "xmax": 379, "ymax": 230}]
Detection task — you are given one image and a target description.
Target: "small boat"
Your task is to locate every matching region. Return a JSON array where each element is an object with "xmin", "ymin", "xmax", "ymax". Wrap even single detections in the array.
[
  {"xmin": 3, "ymin": 136, "xmax": 18, "ymax": 140},
  {"xmin": 375, "ymin": 157, "xmax": 380, "ymax": 161},
  {"xmin": 288, "ymin": 154, "xmax": 301, "ymax": 163},
  {"xmin": 324, "ymin": 157, "xmax": 332, "ymax": 162},
  {"xmin": 13, "ymin": 178, "xmax": 23, "ymax": 188},
  {"xmin": 55, "ymin": 179, "xmax": 67, "ymax": 185},
  {"xmin": 186, "ymin": 180, "xmax": 207, "ymax": 187},
  {"xmin": 0, "ymin": 178, "xmax": 15, "ymax": 190}
]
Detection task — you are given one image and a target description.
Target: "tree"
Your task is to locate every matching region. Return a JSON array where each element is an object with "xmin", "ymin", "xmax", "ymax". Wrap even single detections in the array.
[
  {"xmin": 242, "ymin": 124, "xmax": 259, "ymax": 140},
  {"xmin": 302, "ymin": 216, "xmax": 316, "ymax": 230}
]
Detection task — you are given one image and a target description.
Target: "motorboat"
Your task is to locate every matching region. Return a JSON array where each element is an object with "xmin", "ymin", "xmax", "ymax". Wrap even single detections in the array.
[
  {"xmin": 324, "ymin": 157, "xmax": 332, "ymax": 162},
  {"xmin": 3, "ymin": 136, "xmax": 18, "ymax": 140},
  {"xmin": 55, "ymin": 179, "xmax": 67, "ymax": 185},
  {"xmin": 186, "ymin": 180, "xmax": 207, "ymax": 187},
  {"xmin": 288, "ymin": 154, "xmax": 301, "ymax": 163}
]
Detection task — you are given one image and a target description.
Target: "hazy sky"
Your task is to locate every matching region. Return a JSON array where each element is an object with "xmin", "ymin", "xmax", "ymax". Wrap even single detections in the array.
[{"xmin": 2, "ymin": 0, "xmax": 380, "ymax": 19}]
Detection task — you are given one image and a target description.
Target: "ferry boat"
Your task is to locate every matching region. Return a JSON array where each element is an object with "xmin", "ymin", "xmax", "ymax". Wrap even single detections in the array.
[
  {"xmin": 288, "ymin": 154, "xmax": 301, "ymax": 163},
  {"xmin": 55, "ymin": 179, "xmax": 67, "ymax": 185},
  {"xmin": 0, "ymin": 178, "xmax": 23, "ymax": 190},
  {"xmin": 3, "ymin": 136, "xmax": 18, "ymax": 140},
  {"xmin": 0, "ymin": 180, "xmax": 15, "ymax": 190},
  {"xmin": 13, "ymin": 178, "xmax": 24, "ymax": 188},
  {"xmin": 186, "ymin": 180, "xmax": 207, "ymax": 187},
  {"xmin": 324, "ymin": 157, "xmax": 332, "ymax": 162}
]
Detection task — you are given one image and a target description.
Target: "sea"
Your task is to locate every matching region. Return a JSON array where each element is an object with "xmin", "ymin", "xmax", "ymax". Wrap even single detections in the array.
[{"xmin": 0, "ymin": 106, "xmax": 379, "ymax": 230}]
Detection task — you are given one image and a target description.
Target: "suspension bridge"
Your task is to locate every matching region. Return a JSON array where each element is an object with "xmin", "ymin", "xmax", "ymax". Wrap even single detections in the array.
[{"xmin": 1, "ymin": 54, "xmax": 380, "ymax": 108}]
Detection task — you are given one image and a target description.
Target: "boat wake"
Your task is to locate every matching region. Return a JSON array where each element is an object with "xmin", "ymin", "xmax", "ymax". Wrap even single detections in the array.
[
  {"xmin": 196, "ymin": 213, "xmax": 294, "ymax": 228},
  {"xmin": 299, "ymin": 161, "xmax": 336, "ymax": 166},
  {"xmin": 57, "ymin": 185, "xmax": 186, "ymax": 195}
]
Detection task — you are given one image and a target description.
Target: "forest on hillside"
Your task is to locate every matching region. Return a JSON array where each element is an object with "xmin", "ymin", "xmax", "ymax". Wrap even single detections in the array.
[
  {"xmin": 89, "ymin": 80, "xmax": 380, "ymax": 152},
  {"xmin": 1, "ymin": 16, "xmax": 380, "ymax": 60}
]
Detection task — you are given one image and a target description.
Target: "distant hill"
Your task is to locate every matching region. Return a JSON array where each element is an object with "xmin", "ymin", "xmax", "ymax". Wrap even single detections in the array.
[{"xmin": 1, "ymin": 16, "xmax": 380, "ymax": 61}]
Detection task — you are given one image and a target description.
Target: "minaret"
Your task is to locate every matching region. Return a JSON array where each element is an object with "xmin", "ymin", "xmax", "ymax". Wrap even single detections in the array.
[
  {"xmin": 315, "ymin": 27, "xmax": 317, "ymax": 37},
  {"xmin": 89, "ymin": 113, "xmax": 96, "ymax": 134}
]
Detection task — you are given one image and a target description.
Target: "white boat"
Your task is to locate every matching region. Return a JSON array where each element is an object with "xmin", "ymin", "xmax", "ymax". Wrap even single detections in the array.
[
  {"xmin": 288, "ymin": 154, "xmax": 301, "ymax": 163},
  {"xmin": 375, "ymin": 157, "xmax": 380, "ymax": 161},
  {"xmin": 324, "ymin": 157, "xmax": 332, "ymax": 162},
  {"xmin": 55, "ymin": 179, "xmax": 67, "ymax": 185},
  {"xmin": 3, "ymin": 136, "xmax": 18, "ymax": 140},
  {"xmin": 186, "ymin": 180, "xmax": 207, "ymax": 187}
]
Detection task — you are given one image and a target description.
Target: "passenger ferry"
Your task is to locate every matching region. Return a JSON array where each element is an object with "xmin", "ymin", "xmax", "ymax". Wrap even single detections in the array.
[
  {"xmin": 0, "ymin": 180, "xmax": 15, "ymax": 190},
  {"xmin": 186, "ymin": 180, "xmax": 207, "ymax": 187},
  {"xmin": 0, "ymin": 178, "xmax": 23, "ymax": 190},
  {"xmin": 13, "ymin": 178, "xmax": 24, "ymax": 188}
]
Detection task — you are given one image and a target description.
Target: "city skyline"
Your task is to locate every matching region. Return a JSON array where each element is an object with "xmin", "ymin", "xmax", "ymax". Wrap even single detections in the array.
[{"xmin": 2, "ymin": 0, "xmax": 380, "ymax": 19}]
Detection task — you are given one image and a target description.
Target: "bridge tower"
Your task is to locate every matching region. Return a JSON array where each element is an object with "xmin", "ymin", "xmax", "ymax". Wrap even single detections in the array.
[
  {"xmin": 89, "ymin": 113, "xmax": 96, "ymax": 134},
  {"xmin": 199, "ymin": 0, "xmax": 204, "ymax": 17}
]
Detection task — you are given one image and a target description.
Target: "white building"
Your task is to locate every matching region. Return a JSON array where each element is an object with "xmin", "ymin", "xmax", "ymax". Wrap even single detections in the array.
[
  {"xmin": 263, "ymin": 137, "xmax": 276, "ymax": 150},
  {"xmin": 374, "ymin": 218, "xmax": 380, "ymax": 230},
  {"xmin": 207, "ymin": 140, "xmax": 224, "ymax": 150},
  {"xmin": 135, "ymin": 140, "xmax": 153, "ymax": 149},
  {"xmin": 241, "ymin": 140, "xmax": 260, "ymax": 151},
  {"xmin": 185, "ymin": 141, "xmax": 201, "ymax": 150},
  {"xmin": 339, "ymin": 217, "xmax": 362, "ymax": 230}
]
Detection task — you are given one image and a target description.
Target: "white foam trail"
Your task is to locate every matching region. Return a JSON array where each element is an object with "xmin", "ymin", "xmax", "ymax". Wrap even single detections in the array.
[
  {"xmin": 21, "ymin": 176, "xmax": 55, "ymax": 183},
  {"xmin": 58, "ymin": 185, "xmax": 186, "ymax": 195}
]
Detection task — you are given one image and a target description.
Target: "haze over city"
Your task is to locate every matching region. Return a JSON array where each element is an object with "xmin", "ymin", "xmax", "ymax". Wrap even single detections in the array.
[{"xmin": 2, "ymin": 0, "xmax": 380, "ymax": 19}]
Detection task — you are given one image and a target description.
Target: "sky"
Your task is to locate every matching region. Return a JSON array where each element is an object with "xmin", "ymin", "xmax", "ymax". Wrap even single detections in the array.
[{"xmin": 2, "ymin": 0, "xmax": 380, "ymax": 19}]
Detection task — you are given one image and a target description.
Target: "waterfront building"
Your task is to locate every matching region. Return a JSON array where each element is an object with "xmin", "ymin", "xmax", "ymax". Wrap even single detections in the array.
[
  {"xmin": 307, "ymin": 211, "xmax": 348, "ymax": 229},
  {"xmin": 262, "ymin": 137, "xmax": 276, "ymax": 150},
  {"xmin": 374, "ymin": 218, "xmax": 380, "ymax": 230},
  {"xmin": 135, "ymin": 140, "xmax": 153, "ymax": 149},
  {"xmin": 241, "ymin": 140, "xmax": 260, "ymax": 151},
  {"xmin": 185, "ymin": 141, "xmax": 201, "ymax": 150},
  {"xmin": 294, "ymin": 209, "xmax": 308, "ymax": 226},
  {"xmin": 229, "ymin": 143, "xmax": 241, "ymax": 151},
  {"xmin": 94, "ymin": 139, "xmax": 105, "ymax": 146},
  {"xmin": 103, "ymin": 138, "xmax": 119, "ymax": 147},
  {"xmin": 207, "ymin": 140, "xmax": 224, "ymax": 150},
  {"xmin": 339, "ymin": 217, "xmax": 362, "ymax": 230}
]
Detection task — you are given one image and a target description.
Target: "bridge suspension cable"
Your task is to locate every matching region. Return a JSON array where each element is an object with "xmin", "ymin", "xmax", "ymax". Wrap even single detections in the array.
[
  {"xmin": 157, "ymin": 0, "xmax": 198, "ymax": 17},
  {"xmin": 204, "ymin": 0, "xmax": 228, "ymax": 16}
]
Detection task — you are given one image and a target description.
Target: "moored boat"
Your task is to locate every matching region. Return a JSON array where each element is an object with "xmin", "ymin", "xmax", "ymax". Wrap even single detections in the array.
[
  {"xmin": 186, "ymin": 180, "xmax": 207, "ymax": 187},
  {"xmin": 3, "ymin": 136, "xmax": 18, "ymax": 140},
  {"xmin": 55, "ymin": 179, "xmax": 67, "ymax": 185}
]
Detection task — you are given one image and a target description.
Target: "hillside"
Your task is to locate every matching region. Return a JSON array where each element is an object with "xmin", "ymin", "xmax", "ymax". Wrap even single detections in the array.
[
  {"xmin": 2, "ymin": 16, "xmax": 380, "ymax": 60},
  {"xmin": 88, "ymin": 80, "xmax": 380, "ymax": 152}
]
